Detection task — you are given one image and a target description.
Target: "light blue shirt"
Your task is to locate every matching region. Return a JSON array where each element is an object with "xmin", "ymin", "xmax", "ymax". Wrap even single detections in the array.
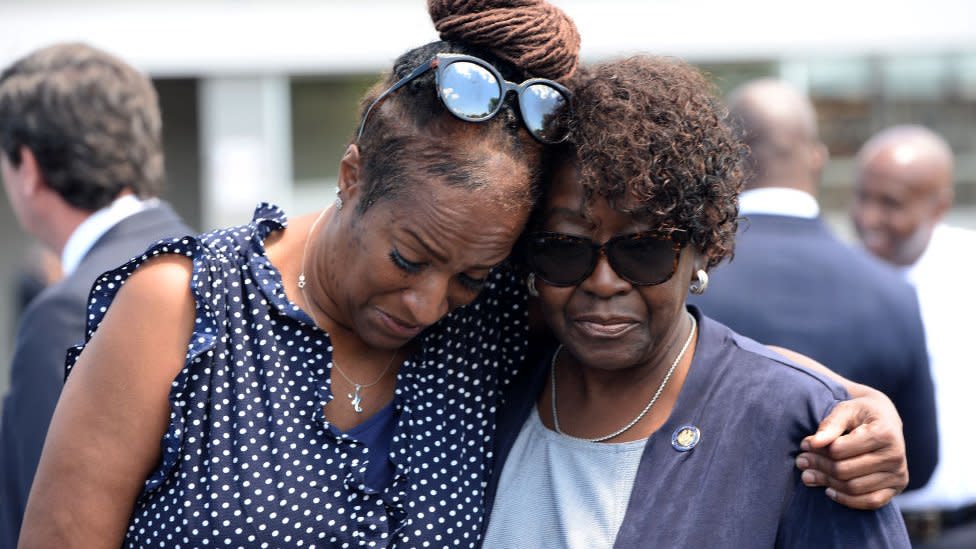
[{"xmin": 483, "ymin": 407, "xmax": 646, "ymax": 549}]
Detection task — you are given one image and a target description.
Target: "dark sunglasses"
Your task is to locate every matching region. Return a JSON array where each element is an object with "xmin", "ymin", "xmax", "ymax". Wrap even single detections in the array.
[
  {"xmin": 527, "ymin": 230, "xmax": 689, "ymax": 287},
  {"xmin": 357, "ymin": 53, "xmax": 572, "ymax": 144}
]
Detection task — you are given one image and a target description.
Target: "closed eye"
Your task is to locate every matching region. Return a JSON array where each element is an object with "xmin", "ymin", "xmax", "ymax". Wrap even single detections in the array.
[
  {"xmin": 390, "ymin": 248, "xmax": 423, "ymax": 274},
  {"xmin": 457, "ymin": 273, "xmax": 487, "ymax": 293}
]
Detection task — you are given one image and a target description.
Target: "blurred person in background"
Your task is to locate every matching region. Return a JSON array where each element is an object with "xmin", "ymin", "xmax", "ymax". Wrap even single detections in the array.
[
  {"xmin": 690, "ymin": 78, "xmax": 937, "ymax": 494},
  {"xmin": 853, "ymin": 125, "xmax": 976, "ymax": 549},
  {"xmin": 14, "ymin": 245, "xmax": 62, "ymax": 319},
  {"xmin": 0, "ymin": 42, "xmax": 193, "ymax": 546}
]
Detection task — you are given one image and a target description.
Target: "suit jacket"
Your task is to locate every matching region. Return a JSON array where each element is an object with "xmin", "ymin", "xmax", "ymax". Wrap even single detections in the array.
[
  {"xmin": 0, "ymin": 202, "xmax": 192, "ymax": 546},
  {"xmin": 690, "ymin": 214, "xmax": 937, "ymax": 491}
]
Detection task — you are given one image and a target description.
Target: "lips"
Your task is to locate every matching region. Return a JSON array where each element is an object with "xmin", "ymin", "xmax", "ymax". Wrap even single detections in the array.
[
  {"xmin": 571, "ymin": 314, "xmax": 640, "ymax": 339},
  {"xmin": 376, "ymin": 308, "xmax": 425, "ymax": 340},
  {"xmin": 859, "ymin": 231, "xmax": 889, "ymax": 253}
]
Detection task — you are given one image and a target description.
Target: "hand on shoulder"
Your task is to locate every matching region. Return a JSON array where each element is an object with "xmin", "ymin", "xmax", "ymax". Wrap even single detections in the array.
[{"xmin": 767, "ymin": 345, "xmax": 908, "ymax": 510}]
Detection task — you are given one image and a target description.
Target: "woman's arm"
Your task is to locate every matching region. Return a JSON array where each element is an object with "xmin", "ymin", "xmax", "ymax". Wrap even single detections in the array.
[
  {"xmin": 19, "ymin": 257, "xmax": 195, "ymax": 548},
  {"xmin": 769, "ymin": 346, "xmax": 908, "ymax": 511}
]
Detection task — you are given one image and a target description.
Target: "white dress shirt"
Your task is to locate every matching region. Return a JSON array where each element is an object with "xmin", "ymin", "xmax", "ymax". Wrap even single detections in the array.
[
  {"xmin": 60, "ymin": 194, "xmax": 158, "ymax": 276},
  {"xmin": 895, "ymin": 224, "xmax": 976, "ymax": 511},
  {"xmin": 737, "ymin": 187, "xmax": 820, "ymax": 218}
]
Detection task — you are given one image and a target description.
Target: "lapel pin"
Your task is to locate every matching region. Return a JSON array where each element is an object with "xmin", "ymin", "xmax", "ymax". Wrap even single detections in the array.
[{"xmin": 671, "ymin": 425, "xmax": 701, "ymax": 452}]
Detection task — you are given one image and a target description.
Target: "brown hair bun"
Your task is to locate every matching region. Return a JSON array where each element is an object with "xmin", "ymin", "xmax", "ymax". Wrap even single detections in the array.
[{"xmin": 428, "ymin": 0, "xmax": 580, "ymax": 81}]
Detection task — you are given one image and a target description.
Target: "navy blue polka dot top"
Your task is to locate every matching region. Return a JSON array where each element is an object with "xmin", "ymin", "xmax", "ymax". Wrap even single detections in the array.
[{"xmin": 66, "ymin": 204, "xmax": 528, "ymax": 548}]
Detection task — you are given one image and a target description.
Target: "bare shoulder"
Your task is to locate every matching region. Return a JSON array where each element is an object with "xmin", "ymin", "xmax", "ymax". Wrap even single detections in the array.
[
  {"xmin": 109, "ymin": 254, "xmax": 194, "ymax": 321},
  {"xmin": 75, "ymin": 254, "xmax": 197, "ymax": 384},
  {"xmin": 117, "ymin": 254, "xmax": 195, "ymax": 307}
]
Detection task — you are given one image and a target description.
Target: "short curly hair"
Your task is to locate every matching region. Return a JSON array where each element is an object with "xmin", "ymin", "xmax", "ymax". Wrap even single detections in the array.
[{"xmin": 565, "ymin": 56, "xmax": 746, "ymax": 268}]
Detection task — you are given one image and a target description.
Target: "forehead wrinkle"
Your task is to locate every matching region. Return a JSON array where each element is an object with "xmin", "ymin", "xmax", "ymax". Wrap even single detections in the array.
[
  {"xmin": 396, "ymin": 189, "xmax": 518, "ymax": 269},
  {"xmin": 402, "ymin": 226, "xmax": 448, "ymax": 264}
]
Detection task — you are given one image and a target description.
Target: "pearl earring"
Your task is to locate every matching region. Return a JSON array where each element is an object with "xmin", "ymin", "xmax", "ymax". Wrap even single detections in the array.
[{"xmin": 690, "ymin": 269, "xmax": 709, "ymax": 295}]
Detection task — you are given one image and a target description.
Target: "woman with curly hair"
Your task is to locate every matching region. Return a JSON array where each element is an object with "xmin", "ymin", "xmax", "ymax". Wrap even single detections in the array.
[{"xmin": 482, "ymin": 56, "xmax": 910, "ymax": 548}]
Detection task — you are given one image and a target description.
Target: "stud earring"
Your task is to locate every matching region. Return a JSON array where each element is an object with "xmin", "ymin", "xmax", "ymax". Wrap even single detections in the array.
[
  {"xmin": 689, "ymin": 269, "xmax": 709, "ymax": 295},
  {"xmin": 527, "ymin": 273, "xmax": 540, "ymax": 297}
]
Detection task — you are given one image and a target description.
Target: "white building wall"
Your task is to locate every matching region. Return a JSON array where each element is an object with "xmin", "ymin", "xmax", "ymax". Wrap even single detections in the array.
[
  {"xmin": 3, "ymin": 0, "xmax": 975, "ymax": 228},
  {"xmin": 199, "ymin": 76, "xmax": 293, "ymax": 228}
]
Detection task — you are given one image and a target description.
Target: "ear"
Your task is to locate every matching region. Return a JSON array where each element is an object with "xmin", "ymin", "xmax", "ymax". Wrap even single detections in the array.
[
  {"xmin": 932, "ymin": 185, "xmax": 954, "ymax": 221},
  {"xmin": 11, "ymin": 146, "xmax": 45, "ymax": 196},
  {"xmin": 809, "ymin": 142, "xmax": 829, "ymax": 173},
  {"xmin": 337, "ymin": 144, "xmax": 363, "ymax": 202}
]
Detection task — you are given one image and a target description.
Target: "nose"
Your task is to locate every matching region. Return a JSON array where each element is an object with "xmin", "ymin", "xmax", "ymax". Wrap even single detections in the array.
[
  {"xmin": 579, "ymin": 253, "xmax": 631, "ymax": 298},
  {"xmin": 401, "ymin": 273, "xmax": 451, "ymax": 327},
  {"xmin": 853, "ymin": 198, "xmax": 883, "ymax": 231}
]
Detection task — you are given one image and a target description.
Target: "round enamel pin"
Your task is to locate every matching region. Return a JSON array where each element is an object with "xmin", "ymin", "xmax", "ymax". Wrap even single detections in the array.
[{"xmin": 671, "ymin": 425, "xmax": 701, "ymax": 452}]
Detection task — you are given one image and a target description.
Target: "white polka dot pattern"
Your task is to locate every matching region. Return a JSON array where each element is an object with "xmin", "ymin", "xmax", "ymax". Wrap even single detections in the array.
[{"xmin": 65, "ymin": 203, "xmax": 528, "ymax": 548}]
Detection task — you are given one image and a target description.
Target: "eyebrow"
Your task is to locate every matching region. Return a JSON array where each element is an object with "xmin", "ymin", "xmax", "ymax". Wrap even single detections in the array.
[
  {"xmin": 403, "ymin": 228, "xmax": 499, "ymax": 271},
  {"xmin": 403, "ymin": 228, "xmax": 448, "ymax": 264},
  {"xmin": 542, "ymin": 206, "xmax": 661, "ymax": 235},
  {"xmin": 541, "ymin": 206, "xmax": 584, "ymax": 224}
]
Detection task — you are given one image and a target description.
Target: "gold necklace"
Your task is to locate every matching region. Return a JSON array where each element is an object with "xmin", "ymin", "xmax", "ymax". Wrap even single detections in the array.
[{"xmin": 297, "ymin": 208, "xmax": 397, "ymax": 413}]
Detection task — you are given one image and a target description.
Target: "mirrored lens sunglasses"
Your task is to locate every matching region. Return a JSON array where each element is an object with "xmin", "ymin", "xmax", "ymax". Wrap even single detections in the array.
[
  {"xmin": 357, "ymin": 53, "xmax": 572, "ymax": 145},
  {"xmin": 527, "ymin": 230, "xmax": 689, "ymax": 287}
]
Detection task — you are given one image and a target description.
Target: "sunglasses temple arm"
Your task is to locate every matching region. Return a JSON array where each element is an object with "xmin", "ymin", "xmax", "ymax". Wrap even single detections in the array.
[{"xmin": 356, "ymin": 59, "xmax": 436, "ymax": 143}]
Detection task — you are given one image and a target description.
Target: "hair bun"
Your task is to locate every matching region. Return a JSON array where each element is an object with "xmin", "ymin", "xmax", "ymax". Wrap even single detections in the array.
[{"xmin": 428, "ymin": 0, "xmax": 580, "ymax": 81}]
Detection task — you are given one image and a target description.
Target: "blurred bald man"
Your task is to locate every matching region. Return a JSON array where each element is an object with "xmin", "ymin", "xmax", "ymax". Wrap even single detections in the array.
[
  {"xmin": 854, "ymin": 126, "xmax": 976, "ymax": 548},
  {"xmin": 691, "ymin": 79, "xmax": 937, "ymax": 494}
]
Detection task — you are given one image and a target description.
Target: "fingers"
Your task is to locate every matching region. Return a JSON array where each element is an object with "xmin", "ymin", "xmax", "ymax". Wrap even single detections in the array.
[
  {"xmin": 797, "ymin": 391, "xmax": 908, "ymax": 511},
  {"xmin": 810, "ymin": 470, "xmax": 903, "ymax": 497},
  {"xmin": 831, "ymin": 419, "xmax": 903, "ymax": 463},
  {"xmin": 824, "ymin": 487, "xmax": 900, "ymax": 511},
  {"xmin": 803, "ymin": 401, "xmax": 862, "ymax": 450},
  {"xmin": 797, "ymin": 457, "xmax": 903, "ymax": 510},
  {"xmin": 796, "ymin": 449, "xmax": 902, "ymax": 483},
  {"xmin": 815, "ymin": 423, "xmax": 891, "ymax": 461}
]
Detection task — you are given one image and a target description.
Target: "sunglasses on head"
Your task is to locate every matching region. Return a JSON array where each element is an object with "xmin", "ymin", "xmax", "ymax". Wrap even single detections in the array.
[
  {"xmin": 357, "ymin": 53, "xmax": 572, "ymax": 145},
  {"xmin": 527, "ymin": 230, "xmax": 689, "ymax": 287}
]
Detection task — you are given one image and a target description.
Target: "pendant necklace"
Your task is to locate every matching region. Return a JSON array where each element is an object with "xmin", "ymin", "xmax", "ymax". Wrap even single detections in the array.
[{"xmin": 297, "ymin": 207, "xmax": 397, "ymax": 413}]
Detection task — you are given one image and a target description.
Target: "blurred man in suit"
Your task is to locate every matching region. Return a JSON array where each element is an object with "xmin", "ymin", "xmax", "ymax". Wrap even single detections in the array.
[
  {"xmin": 0, "ymin": 43, "xmax": 193, "ymax": 544},
  {"xmin": 690, "ymin": 78, "xmax": 937, "ymax": 495},
  {"xmin": 854, "ymin": 125, "xmax": 976, "ymax": 548}
]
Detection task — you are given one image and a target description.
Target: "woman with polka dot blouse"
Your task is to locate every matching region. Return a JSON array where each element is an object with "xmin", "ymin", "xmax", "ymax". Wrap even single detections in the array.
[
  {"xmin": 22, "ymin": 2, "xmax": 909, "ymax": 548},
  {"xmin": 21, "ymin": 1, "xmax": 581, "ymax": 546}
]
